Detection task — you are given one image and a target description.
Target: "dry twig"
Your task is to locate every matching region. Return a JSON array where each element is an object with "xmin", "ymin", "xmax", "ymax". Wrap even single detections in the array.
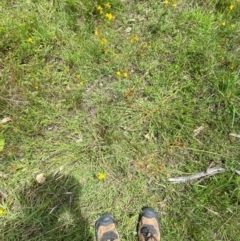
[{"xmin": 168, "ymin": 167, "xmax": 240, "ymax": 184}]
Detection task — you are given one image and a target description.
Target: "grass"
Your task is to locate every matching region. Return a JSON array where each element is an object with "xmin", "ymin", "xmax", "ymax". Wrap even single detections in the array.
[{"xmin": 1, "ymin": 0, "xmax": 240, "ymax": 240}]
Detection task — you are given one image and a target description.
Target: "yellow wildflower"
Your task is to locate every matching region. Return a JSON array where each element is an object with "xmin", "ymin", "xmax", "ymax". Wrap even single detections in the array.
[
  {"xmin": 123, "ymin": 72, "xmax": 128, "ymax": 78},
  {"xmin": 164, "ymin": 0, "xmax": 169, "ymax": 4},
  {"xmin": 105, "ymin": 2, "xmax": 111, "ymax": 9},
  {"xmin": 130, "ymin": 35, "xmax": 139, "ymax": 43},
  {"xmin": 231, "ymin": 24, "xmax": 235, "ymax": 28},
  {"xmin": 79, "ymin": 81, "xmax": 84, "ymax": 86},
  {"xmin": 27, "ymin": 37, "xmax": 33, "ymax": 44},
  {"xmin": 97, "ymin": 5, "xmax": 103, "ymax": 14},
  {"xmin": 94, "ymin": 29, "xmax": 99, "ymax": 36},
  {"xmin": 116, "ymin": 71, "xmax": 121, "ymax": 76},
  {"xmin": 105, "ymin": 13, "xmax": 115, "ymax": 20},
  {"xmin": 222, "ymin": 21, "xmax": 226, "ymax": 26},
  {"xmin": 0, "ymin": 209, "xmax": 6, "ymax": 215},
  {"xmin": 172, "ymin": 3, "xmax": 177, "ymax": 8},
  {"xmin": 76, "ymin": 74, "xmax": 81, "ymax": 79},
  {"xmin": 229, "ymin": 4, "xmax": 234, "ymax": 10},
  {"xmin": 100, "ymin": 38, "xmax": 108, "ymax": 45},
  {"xmin": 97, "ymin": 172, "xmax": 106, "ymax": 180},
  {"xmin": 35, "ymin": 83, "xmax": 39, "ymax": 90}
]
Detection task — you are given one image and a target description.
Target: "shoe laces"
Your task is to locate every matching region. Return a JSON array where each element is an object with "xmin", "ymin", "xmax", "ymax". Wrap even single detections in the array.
[{"xmin": 140, "ymin": 226, "xmax": 157, "ymax": 241}]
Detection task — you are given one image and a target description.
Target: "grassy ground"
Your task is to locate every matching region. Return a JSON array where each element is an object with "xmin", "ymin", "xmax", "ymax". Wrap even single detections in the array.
[{"xmin": 1, "ymin": 0, "xmax": 240, "ymax": 240}]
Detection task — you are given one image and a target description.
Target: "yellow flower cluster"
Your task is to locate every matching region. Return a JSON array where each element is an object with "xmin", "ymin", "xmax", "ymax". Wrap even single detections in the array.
[
  {"xmin": 105, "ymin": 2, "xmax": 111, "ymax": 9},
  {"xmin": 116, "ymin": 71, "xmax": 129, "ymax": 78},
  {"xmin": 97, "ymin": 172, "xmax": 106, "ymax": 180},
  {"xmin": 164, "ymin": 0, "xmax": 177, "ymax": 8},
  {"xmin": 97, "ymin": 3, "xmax": 115, "ymax": 21},
  {"xmin": 0, "ymin": 209, "xmax": 6, "ymax": 215},
  {"xmin": 229, "ymin": 4, "xmax": 234, "ymax": 11},
  {"xmin": 221, "ymin": 21, "xmax": 236, "ymax": 29},
  {"xmin": 220, "ymin": 4, "xmax": 237, "ymax": 29},
  {"xmin": 76, "ymin": 74, "xmax": 84, "ymax": 86},
  {"xmin": 100, "ymin": 38, "xmax": 108, "ymax": 45},
  {"xmin": 94, "ymin": 3, "xmax": 130, "ymax": 80},
  {"xmin": 27, "ymin": 37, "xmax": 33, "ymax": 44},
  {"xmin": 97, "ymin": 5, "xmax": 103, "ymax": 14},
  {"xmin": 105, "ymin": 13, "xmax": 115, "ymax": 20},
  {"xmin": 130, "ymin": 35, "xmax": 139, "ymax": 43},
  {"xmin": 94, "ymin": 29, "xmax": 109, "ymax": 52},
  {"xmin": 94, "ymin": 29, "xmax": 99, "ymax": 36}
]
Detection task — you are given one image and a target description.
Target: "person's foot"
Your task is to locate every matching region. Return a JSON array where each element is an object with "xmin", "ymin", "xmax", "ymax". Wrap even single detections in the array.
[
  {"xmin": 138, "ymin": 207, "xmax": 160, "ymax": 241},
  {"xmin": 95, "ymin": 214, "xmax": 120, "ymax": 241}
]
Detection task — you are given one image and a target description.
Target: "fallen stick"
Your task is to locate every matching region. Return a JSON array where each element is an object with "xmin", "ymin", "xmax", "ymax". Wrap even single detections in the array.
[
  {"xmin": 168, "ymin": 167, "xmax": 226, "ymax": 184},
  {"xmin": 229, "ymin": 133, "xmax": 240, "ymax": 138},
  {"xmin": 235, "ymin": 170, "xmax": 240, "ymax": 175}
]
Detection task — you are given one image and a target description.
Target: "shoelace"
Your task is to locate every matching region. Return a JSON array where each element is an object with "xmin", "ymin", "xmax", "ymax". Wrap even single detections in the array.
[{"xmin": 141, "ymin": 226, "xmax": 157, "ymax": 241}]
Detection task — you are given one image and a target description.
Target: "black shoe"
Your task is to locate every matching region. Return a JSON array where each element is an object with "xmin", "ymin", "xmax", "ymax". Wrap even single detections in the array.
[
  {"xmin": 95, "ymin": 214, "xmax": 120, "ymax": 241},
  {"xmin": 138, "ymin": 207, "xmax": 160, "ymax": 241}
]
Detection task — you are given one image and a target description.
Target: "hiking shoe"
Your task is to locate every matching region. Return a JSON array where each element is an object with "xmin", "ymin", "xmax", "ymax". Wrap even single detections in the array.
[
  {"xmin": 138, "ymin": 207, "xmax": 160, "ymax": 241},
  {"xmin": 95, "ymin": 214, "xmax": 120, "ymax": 241}
]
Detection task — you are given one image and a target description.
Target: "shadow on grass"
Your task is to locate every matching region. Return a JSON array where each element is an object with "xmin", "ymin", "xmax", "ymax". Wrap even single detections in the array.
[{"xmin": 3, "ymin": 173, "xmax": 92, "ymax": 241}]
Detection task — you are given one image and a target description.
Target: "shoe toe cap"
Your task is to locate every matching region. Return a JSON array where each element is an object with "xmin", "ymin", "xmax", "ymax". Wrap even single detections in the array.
[
  {"xmin": 142, "ymin": 207, "xmax": 158, "ymax": 217},
  {"xmin": 95, "ymin": 214, "xmax": 115, "ymax": 228}
]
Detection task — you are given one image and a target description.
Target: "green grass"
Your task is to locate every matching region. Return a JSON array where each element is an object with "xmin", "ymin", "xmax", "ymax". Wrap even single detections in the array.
[{"xmin": 1, "ymin": 0, "xmax": 240, "ymax": 240}]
